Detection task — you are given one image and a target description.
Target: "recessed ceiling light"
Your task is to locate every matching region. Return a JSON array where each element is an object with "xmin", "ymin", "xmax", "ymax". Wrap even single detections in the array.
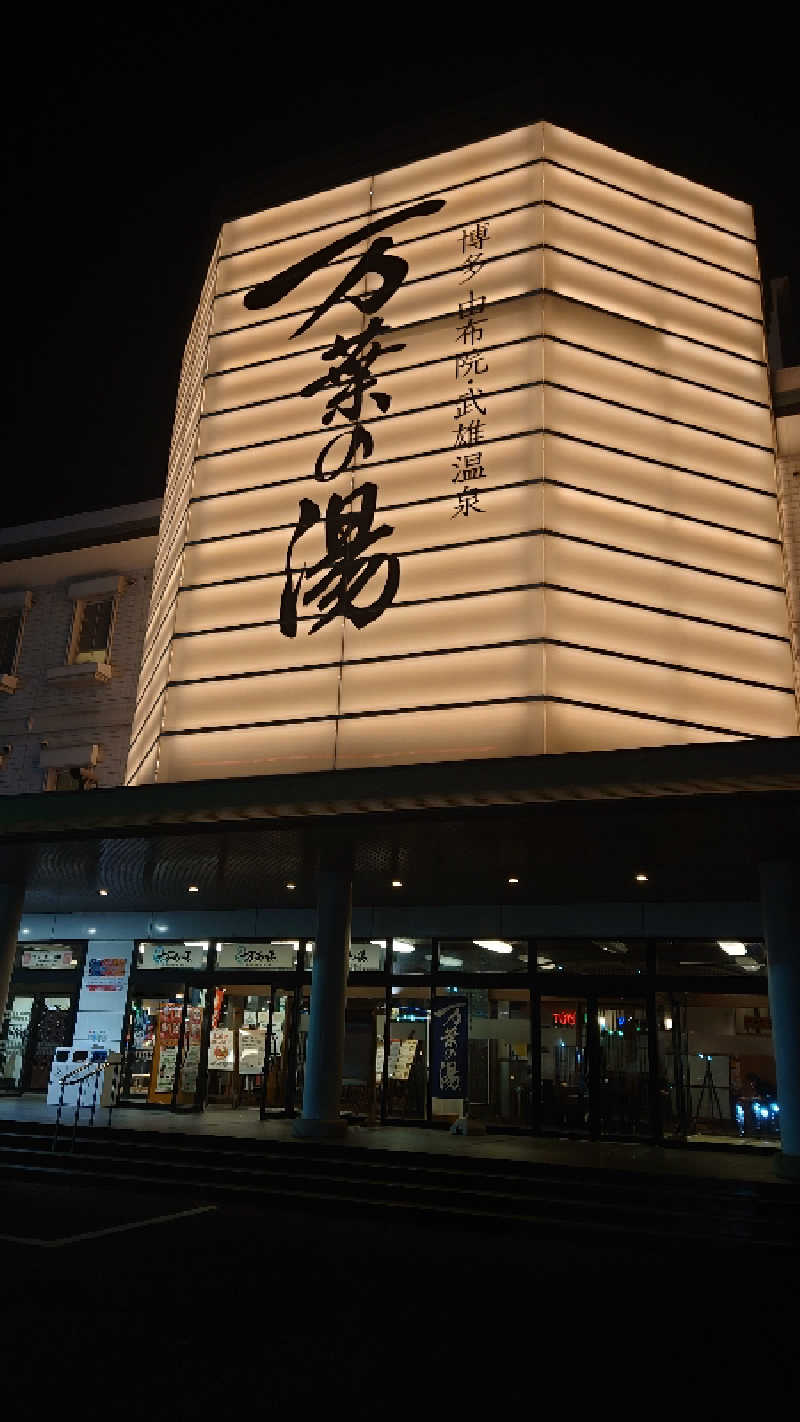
[
  {"xmin": 718, "ymin": 940, "xmax": 747, "ymax": 956},
  {"xmin": 286, "ymin": 882, "xmax": 296, "ymax": 890},
  {"xmin": 392, "ymin": 879, "xmax": 402, "ymax": 888},
  {"xmin": 507, "ymin": 876, "xmax": 519, "ymax": 885},
  {"xmin": 188, "ymin": 885, "xmax": 199, "ymax": 894},
  {"xmin": 635, "ymin": 872, "xmax": 648, "ymax": 882},
  {"xmin": 474, "ymin": 939, "xmax": 514, "ymax": 954},
  {"xmin": 98, "ymin": 888, "xmax": 108, "ymax": 897}
]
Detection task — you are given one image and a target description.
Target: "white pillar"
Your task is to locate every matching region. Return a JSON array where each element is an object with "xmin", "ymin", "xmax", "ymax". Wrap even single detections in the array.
[
  {"xmin": 760, "ymin": 859, "xmax": 800, "ymax": 1174},
  {"xmin": 292, "ymin": 846, "xmax": 351, "ymax": 1140}
]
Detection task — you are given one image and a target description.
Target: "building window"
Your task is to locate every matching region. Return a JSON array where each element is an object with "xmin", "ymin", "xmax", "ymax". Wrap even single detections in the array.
[
  {"xmin": 45, "ymin": 767, "xmax": 97, "ymax": 792},
  {"xmin": 0, "ymin": 610, "xmax": 24, "ymax": 676},
  {"xmin": 70, "ymin": 596, "xmax": 116, "ymax": 665}
]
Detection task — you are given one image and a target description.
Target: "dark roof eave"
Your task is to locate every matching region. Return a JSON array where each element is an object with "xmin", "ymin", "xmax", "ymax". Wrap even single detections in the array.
[{"xmin": 1, "ymin": 735, "xmax": 799, "ymax": 843}]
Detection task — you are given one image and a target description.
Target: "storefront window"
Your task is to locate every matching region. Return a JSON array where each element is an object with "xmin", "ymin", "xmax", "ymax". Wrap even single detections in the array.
[
  {"xmin": 684, "ymin": 993, "xmax": 778, "ymax": 1144},
  {"xmin": 386, "ymin": 989, "xmax": 430, "ymax": 1120},
  {"xmin": 121, "ymin": 988, "xmax": 194, "ymax": 1103},
  {"xmin": 0, "ymin": 993, "xmax": 35, "ymax": 1090},
  {"xmin": 597, "ymin": 998, "xmax": 650, "ymax": 1137},
  {"xmin": 438, "ymin": 939, "xmax": 528, "ymax": 973},
  {"xmin": 537, "ymin": 940, "xmax": 646, "ymax": 975},
  {"xmin": 656, "ymin": 939, "xmax": 766, "ymax": 978},
  {"xmin": 341, "ymin": 986, "xmax": 385, "ymax": 1122},
  {"xmin": 391, "ymin": 937, "xmax": 432, "ymax": 974},
  {"xmin": 540, "ymin": 996, "xmax": 590, "ymax": 1134}
]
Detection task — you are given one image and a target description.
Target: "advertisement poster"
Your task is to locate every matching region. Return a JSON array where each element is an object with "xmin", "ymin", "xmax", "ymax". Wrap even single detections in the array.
[
  {"xmin": 208, "ymin": 1027, "xmax": 235, "ymax": 1071},
  {"xmin": 155, "ymin": 1045, "xmax": 178, "ymax": 1093},
  {"xmin": 73, "ymin": 1009, "xmax": 125, "ymax": 1051},
  {"xmin": 78, "ymin": 945, "xmax": 132, "ymax": 1014},
  {"xmin": 431, "ymin": 997, "xmax": 468, "ymax": 1099},
  {"xmin": 348, "ymin": 943, "xmax": 382, "ymax": 972},
  {"xmin": 238, "ymin": 1029, "xmax": 266, "ymax": 1074}
]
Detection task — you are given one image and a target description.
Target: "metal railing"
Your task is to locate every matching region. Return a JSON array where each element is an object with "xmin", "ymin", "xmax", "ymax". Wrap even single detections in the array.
[{"xmin": 52, "ymin": 1057, "xmax": 122, "ymax": 1153}]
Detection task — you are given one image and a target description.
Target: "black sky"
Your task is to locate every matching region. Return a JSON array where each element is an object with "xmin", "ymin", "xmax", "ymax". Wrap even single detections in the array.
[{"xmin": 2, "ymin": 14, "xmax": 798, "ymax": 531}]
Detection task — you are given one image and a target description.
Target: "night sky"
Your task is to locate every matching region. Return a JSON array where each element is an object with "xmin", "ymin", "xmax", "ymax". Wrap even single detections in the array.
[{"xmin": 2, "ymin": 17, "xmax": 798, "ymax": 531}]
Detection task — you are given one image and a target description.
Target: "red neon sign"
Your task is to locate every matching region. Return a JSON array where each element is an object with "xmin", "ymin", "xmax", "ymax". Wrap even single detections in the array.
[{"xmin": 552, "ymin": 1010, "xmax": 576, "ymax": 1027}]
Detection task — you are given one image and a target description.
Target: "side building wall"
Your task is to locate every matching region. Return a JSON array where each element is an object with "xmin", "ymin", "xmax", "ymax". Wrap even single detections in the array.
[{"xmin": 0, "ymin": 520, "xmax": 159, "ymax": 794}]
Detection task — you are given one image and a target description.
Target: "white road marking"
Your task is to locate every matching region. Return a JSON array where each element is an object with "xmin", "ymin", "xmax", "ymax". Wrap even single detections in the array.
[{"xmin": 0, "ymin": 1204, "xmax": 216, "ymax": 1248}]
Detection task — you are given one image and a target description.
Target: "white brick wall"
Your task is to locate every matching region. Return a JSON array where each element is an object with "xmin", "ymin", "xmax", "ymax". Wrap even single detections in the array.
[{"xmin": 0, "ymin": 564, "xmax": 153, "ymax": 794}]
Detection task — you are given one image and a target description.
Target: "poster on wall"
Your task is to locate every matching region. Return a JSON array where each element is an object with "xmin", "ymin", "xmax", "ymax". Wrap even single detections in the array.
[
  {"xmin": 208, "ymin": 1027, "xmax": 235, "ymax": 1071},
  {"xmin": 72, "ymin": 1010, "xmax": 126, "ymax": 1051},
  {"xmin": 431, "ymin": 997, "xmax": 468, "ymax": 1100},
  {"xmin": 78, "ymin": 944, "xmax": 132, "ymax": 1014},
  {"xmin": 155, "ymin": 1045, "xmax": 178, "ymax": 1094},
  {"xmin": 238, "ymin": 1029, "xmax": 266, "ymax": 1074}
]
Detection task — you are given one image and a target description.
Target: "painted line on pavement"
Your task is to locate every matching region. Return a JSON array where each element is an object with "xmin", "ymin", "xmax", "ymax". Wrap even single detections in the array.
[{"xmin": 0, "ymin": 1204, "xmax": 217, "ymax": 1248}]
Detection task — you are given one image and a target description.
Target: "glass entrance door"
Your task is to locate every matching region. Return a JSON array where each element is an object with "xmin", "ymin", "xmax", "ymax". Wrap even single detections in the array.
[
  {"xmin": 540, "ymin": 997, "xmax": 590, "ymax": 1133},
  {"xmin": 0, "ymin": 992, "xmax": 74, "ymax": 1093},
  {"xmin": 597, "ymin": 998, "xmax": 650, "ymax": 1137}
]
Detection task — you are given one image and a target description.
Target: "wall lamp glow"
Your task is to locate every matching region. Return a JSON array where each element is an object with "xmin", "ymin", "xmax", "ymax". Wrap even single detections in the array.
[{"xmin": 98, "ymin": 888, "xmax": 109, "ymax": 897}]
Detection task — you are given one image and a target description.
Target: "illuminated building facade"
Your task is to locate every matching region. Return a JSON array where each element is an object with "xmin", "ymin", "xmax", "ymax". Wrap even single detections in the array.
[{"xmin": 0, "ymin": 127, "xmax": 798, "ymax": 1169}]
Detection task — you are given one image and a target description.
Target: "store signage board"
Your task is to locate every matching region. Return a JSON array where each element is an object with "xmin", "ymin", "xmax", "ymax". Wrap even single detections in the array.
[
  {"xmin": 78, "ymin": 945, "xmax": 133, "ymax": 1013},
  {"xmin": 139, "ymin": 943, "xmax": 208, "ymax": 971},
  {"xmin": 215, "ymin": 941, "xmax": 296, "ymax": 970},
  {"xmin": 127, "ymin": 123, "xmax": 796, "ymax": 787},
  {"xmin": 20, "ymin": 949, "xmax": 76, "ymax": 970}
]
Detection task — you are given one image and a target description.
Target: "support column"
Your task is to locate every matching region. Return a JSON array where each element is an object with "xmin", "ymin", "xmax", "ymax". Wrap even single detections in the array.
[
  {"xmin": 760, "ymin": 859, "xmax": 800, "ymax": 1175},
  {"xmin": 292, "ymin": 841, "xmax": 352, "ymax": 1140},
  {"xmin": 0, "ymin": 880, "xmax": 26, "ymax": 1028}
]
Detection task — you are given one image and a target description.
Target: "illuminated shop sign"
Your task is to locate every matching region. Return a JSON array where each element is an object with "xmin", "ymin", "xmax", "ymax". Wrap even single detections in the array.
[
  {"xmin": 128, "ymin": 124, "xmax": 797, "ymax": 786},
  {"xmin": 552, "ymin": 1010, "xmax": 576, "ymax": 1027}
]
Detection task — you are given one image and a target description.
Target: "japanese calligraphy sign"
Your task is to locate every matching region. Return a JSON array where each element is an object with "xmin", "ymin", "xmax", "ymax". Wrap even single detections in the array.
[
  {"xmin": 431, "ymin": 997, "xmax": 468, "ymax": 1100},
  {"xmin": 139, "ymin": 942, "xmax": 207, "ymax": 971},
  {"xmin": 128, "ymin": 124, "xmax": 796, "ymax": 787},
  {"xmin": 215, "ymin": 941, "xmax": 296, "ymax": 970}
]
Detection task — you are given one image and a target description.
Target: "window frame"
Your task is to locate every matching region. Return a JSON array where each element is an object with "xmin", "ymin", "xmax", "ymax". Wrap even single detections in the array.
[{"xmin": 67, "ymin": 593, "xmax": 118, "ymax": 667}]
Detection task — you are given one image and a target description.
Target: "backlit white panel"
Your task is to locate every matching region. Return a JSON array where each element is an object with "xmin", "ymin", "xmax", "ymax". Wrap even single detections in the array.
[{"xmin": 127, "ymin": 125, "xmax": 796, "ymax": 784}]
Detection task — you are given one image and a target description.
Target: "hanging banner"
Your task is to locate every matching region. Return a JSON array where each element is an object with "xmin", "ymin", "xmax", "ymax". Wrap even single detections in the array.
[{"xmin": 431, "ymin": 996, "xmax": 468, "ymax": 1099}]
